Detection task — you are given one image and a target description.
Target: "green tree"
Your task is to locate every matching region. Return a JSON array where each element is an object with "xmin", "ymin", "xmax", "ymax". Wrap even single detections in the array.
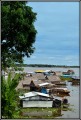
[
  {"xmin": 1, "ymin": 73, "xmax": 21, "ymax": 118},
  {"xmin": 1, "ymin": 1, "xmax": 37, "ymax": 69}
]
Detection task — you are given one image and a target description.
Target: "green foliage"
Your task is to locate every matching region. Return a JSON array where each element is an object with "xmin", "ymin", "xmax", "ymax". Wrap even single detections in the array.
[
  {"xmin": 1, "ymin": 1, "xmax": 37, "ymax": 68},
  {"xmin": 19, "ymin": 107, "xmax": 62, "ymax": 119},
  {"xmin": 1, "ymin": 73, "xmax": 21, "ymax": 118},
  {"xmin": 14, "ymin": 66, "xmax": 24, "ymax": 71}
]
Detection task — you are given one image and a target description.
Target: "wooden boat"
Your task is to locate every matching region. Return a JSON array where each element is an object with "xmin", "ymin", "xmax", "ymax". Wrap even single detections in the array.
[
  {"xmin": 50, "ymin": 87, "xmax": 70, "ymax": 95},
  {"xmin": 71, "ymin": 76, "xmax": 80, "ymax": 85},
  {"xmin": 62, "ymin": 70, "xmax": 74, "ymax": 75},
  {"xmin": 55, "ymin": 82, "xmax": 66, "ymax": 86}
]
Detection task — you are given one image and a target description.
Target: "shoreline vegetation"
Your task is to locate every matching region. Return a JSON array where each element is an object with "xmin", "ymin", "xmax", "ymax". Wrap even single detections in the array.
[{"xmin": 16, "ymin": 64, "xmax": 80, "ymax": 68}]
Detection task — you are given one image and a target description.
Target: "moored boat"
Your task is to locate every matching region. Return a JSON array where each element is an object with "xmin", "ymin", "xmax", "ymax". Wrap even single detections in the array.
[
  {"xmin": 55, "ymin": 81, "xmax": 66, "ymax": 86},
  {"xmin": 62, "ymin": 70, "xmax": 75, "ymax": 75},
  {"xmin": 50, "ymin": 87, "xmax": 70, "ymax": 95},
  {"xmin": 71, "ymin": 76, "xmax": 80, "ymax": 85}
]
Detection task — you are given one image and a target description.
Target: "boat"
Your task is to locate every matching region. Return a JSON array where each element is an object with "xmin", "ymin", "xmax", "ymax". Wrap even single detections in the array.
[
  {"xmin": 50, "ymin": 87, "xmax": 70, "ymax": 95},
  {"xmin": 71, "ymin": 76, "xmax": 80, "ymax": 80},
  {"xmin": 62, "ymin": 70, "xmax": 75, "ymax": 75},
  {"xmin": 55, "ymin": 82, "xmax": 66, "ymax": 86},
  {"xmin": 60, "ymin": 74, "xmax": 73, "ymax": 78},
  {"xmin": 35, "ymin": 70, "xmax": 45, "ymax": 73},
  {"xmin": 71, "ymin": 76, "xmax": 80, "ymax": 85}
]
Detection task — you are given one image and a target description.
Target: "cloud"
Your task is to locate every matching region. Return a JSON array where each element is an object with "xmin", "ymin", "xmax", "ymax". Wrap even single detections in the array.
[
  {"xmin": 68, "ymin": 60, "xmax": 73, "ymax": 63},
  {"xmin": 48, "ymin": 57, "xmax": 56, "ymax": 59},
  {"xmin": 25, "ymin": 2, "xmax": 79, "ymax": 66},
  {"xmin": 64, "ymin": 56, "xmax": 73, "ymax": 61}
]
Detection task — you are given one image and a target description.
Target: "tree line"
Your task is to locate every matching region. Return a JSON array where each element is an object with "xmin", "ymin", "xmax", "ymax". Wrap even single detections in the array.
[{"xmin": 16, "ymin": 64, "xmax": 80, "ymax": 68}]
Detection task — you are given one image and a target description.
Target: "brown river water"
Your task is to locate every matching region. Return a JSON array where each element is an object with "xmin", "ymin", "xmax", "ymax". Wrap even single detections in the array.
[{"xmin": 22, "ymin": 67, "xmax": 80, "ymax": 119}]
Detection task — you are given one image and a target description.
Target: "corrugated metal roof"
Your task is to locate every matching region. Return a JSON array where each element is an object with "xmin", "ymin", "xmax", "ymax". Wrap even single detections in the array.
[
  {"xmin": 36, "ymin": 92, "xmax": 50, "ymax": 97},
  {"xmin": 19, "ymin": 91, "xmax": 50, "ymax": 99},
  {"xmin": 38, "ymin": 82, "xmax": 52, "ymax": 86},
  {"xmin": 24, "ymin": 92, "xmax": 37, "ymax": 98}
]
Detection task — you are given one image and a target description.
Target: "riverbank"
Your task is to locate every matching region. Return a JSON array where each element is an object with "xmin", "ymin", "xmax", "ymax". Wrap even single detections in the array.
[
  {"xmin": 16, "ymin": 81, "xmax": 79, "ymax": 119},
  {"xmin": 16, "ymin": 67, "xmax": 79, "ymax": 119}
]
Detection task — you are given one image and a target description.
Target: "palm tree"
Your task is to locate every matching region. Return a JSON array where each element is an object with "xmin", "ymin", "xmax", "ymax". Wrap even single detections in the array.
[{"xmin": 1, "ymin": 72, "xmax": 20, "ymax": 118}]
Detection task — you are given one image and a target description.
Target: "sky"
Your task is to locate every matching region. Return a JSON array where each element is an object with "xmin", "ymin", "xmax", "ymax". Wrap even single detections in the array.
[{"xmin": 24, "ymin": 2, "xmax": 79, "ymax": 66}]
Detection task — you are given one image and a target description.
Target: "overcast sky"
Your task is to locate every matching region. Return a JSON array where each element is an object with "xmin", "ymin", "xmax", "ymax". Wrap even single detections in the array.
[{"xmin": 24, "ymin": 2, "xmax": 79, "ymax": 66}]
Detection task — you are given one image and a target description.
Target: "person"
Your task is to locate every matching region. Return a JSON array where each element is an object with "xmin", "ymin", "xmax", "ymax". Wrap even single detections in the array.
[
  {"xmin": 30, "ymin": 80, "xmax": 36, "ymax": 91},
  {"xmin": 45, "ymin": 75, "xmax": 48, "ymax": 79}
]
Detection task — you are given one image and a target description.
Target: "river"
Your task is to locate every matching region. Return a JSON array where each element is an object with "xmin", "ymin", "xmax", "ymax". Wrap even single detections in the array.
[
  {"xmin": 23, "ymin": 67, "xmax": 79, "ymax": 76},
  {"xmin": 23, "ymin": 67, "xmax": 80, "ymax": 119}
]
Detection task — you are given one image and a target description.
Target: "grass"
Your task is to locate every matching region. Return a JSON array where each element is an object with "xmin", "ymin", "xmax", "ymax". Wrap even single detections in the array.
[
  {"xmin": 60, "ymin": 76, "xmax": 72, "ymax": 81},
  {"xmin": 19, "ymin": 107, "xmax": 62, "ymax": 119},
  {"xmin": 21, "ymin": 107, "xmax": 59, "ymax": 112},
  {"xmin": 61, "ymin": 104, "xmax": 75, "ymax": 112},
  {"xmin": 17, "ymin": 104, "xmax": 75, "ymax": 119}
]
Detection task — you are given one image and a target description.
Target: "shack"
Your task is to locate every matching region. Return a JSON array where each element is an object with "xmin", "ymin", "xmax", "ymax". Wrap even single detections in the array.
[
  {"xmin": 19, "ymin": 91, "xmax": 61, "ymax": 108},
  {"xmin": 19, "ymin": 92, "xmax": 53, "ymax": 107}
]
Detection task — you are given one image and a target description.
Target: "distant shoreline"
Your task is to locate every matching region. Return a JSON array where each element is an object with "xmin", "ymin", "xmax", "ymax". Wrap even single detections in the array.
[{"xmin": 16, "ymin": 64, "xmax": 80, "ymax": 68}]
